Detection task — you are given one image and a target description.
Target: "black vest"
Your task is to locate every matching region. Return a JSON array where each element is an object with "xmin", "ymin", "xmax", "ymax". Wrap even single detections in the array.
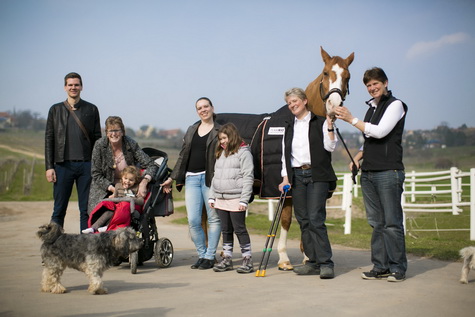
[
  {"xmin": 283, "ymin": 113, "xmax": 337, "ymax": 183},
  {"xmin": 361, "ymin": 92, "xmax": 408, "ymax": 171}
]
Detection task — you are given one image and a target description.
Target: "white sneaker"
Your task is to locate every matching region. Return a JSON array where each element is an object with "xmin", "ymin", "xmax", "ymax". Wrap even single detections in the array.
[
  {"xmin": 97, "ymin": 226, "xmax": 108, "ymax": 233},
  {"xmin": 82, "ymin": 228, "xmax": 95, "ymax": 234}
]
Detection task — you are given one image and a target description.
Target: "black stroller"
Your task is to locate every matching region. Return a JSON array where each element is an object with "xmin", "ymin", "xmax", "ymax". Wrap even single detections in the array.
[{"xmin": 126, "ymin": 147, "xmax": 175, "ymax": 274}]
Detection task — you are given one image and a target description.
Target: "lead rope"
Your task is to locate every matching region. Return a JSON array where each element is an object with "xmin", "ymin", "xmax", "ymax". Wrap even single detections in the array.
[{"xmin": 333, "ymin": 122, "xmax": 359, "ymax": 184}]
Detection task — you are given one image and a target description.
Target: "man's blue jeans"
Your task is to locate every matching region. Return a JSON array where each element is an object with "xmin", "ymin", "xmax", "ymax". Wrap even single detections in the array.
[
  {"xmin": 185, "ymin": 174, "xmax": 221, "ymax": 260},
  {"xmin": 361, "ymin": 169, "xmax": 407, "ymax": 273},
  {"xmin": 51, "ymin": 161, "xmax": 92, "ymax": 231},
  {"xmin": 292, "ymin": 168, "xmax": 334, "ymax": 268}
]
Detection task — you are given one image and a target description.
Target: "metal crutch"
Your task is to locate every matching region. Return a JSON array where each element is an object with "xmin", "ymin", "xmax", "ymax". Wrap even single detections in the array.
[{"xmin": 255, "ymin": 184, "xmax": 290, "ymax": 277}]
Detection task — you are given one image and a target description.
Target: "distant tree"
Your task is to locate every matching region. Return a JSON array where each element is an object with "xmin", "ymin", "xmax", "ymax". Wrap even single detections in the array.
[
  {"xmin": 464, "ymin": 128, "xmax": 475, "ymax": 146},
  {"xmin": 405, "ymin": 131, "xmax": 425, "ymax": 148},
  {"xmin": 125, "ymin": 127, "xmax": 136, "ymax": 137},
  {"xmin": 435, "ymin": 125, "xmax": 454, "ymax": 146},
  {"xmin": 452, "ymin": 131, "xmax": 467, "ymax": 146},
  {"xmin": 14, "ymin": 110, "xmax": 34, "ymax": 129}
]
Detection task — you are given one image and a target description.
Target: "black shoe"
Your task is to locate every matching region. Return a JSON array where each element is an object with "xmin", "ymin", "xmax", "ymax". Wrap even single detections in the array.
[
  {"xmin": 361, "ymin": 269, "xmax": 390, "ymax": 280},
  {"xmin": 198, "ymin": 259, "xmax": 215, "ymax": 270},
  {"xmin": 191, "ymin": 258, "xmax": 205, "ymax": 269},
  {"xmin": 387, "ymin": 271, "xmax": 406, "ymax": 282},
  {"xmin": 293, "ymin": 264, "xmax": 320, "ymax": 275},
  {"xmin": 320, "ymin": 266, "xmax": 335, "ymax": 279}
]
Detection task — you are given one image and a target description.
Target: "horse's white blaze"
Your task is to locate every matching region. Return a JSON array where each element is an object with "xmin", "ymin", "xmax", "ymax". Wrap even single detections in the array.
[
  {"xmin": 326, "ymin": 64, "xmax": 344, "ymax": 116},
  {"xmin": 277, "ymin": 227, "xmax": 290, "ymax": 264}
]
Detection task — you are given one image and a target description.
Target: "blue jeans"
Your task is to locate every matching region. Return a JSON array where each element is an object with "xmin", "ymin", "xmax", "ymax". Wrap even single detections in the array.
[
  {"xmin": 185, "ymin": 174, "xmax": 221, "ymax": 260},
  {"xmin": 292, "ymin": 169, "xmax": 333, "ymax": 267},
  {"xmin": 361, "ymin": 170, "xmax": 407, "ymax": 273},
  {"xmin": 51, "ymin": 161, "xmax": 92, "ymax": 232}
]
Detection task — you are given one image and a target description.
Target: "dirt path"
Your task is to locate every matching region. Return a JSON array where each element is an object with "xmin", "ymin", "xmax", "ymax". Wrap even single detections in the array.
[
  {"xmin": 0, "ymin": 144, "xmax": 44, "ymax": 159},
  {"xmin": 0, "ymin": 201, "xmax": 473, "ymax": 317}
]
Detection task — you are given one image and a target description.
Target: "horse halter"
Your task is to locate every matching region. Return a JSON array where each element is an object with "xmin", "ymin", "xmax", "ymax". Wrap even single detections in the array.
[{"xmin": 319, "ymin": 79, "xmax": 350, "ymax": 104}]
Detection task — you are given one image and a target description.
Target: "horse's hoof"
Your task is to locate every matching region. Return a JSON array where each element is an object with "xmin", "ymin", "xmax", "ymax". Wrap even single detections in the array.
[{"xmin": 278, "ymin": 262, "xmax": 294, "ymax": 271}]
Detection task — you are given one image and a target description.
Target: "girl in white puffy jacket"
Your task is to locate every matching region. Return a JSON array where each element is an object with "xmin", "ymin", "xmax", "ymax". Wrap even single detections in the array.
[{"xmin": 209, "ymin": 123, "xmax": 254, "ymax": 273}]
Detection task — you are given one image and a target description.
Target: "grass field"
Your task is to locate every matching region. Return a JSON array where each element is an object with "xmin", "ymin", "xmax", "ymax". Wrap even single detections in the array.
[
  {"xmin": 1, "ymin": 129, "xmax": 474, "ymax": 261},
  {"xmin": 170, "ymin": 202, "xmax": 472, "ymax": 262}
]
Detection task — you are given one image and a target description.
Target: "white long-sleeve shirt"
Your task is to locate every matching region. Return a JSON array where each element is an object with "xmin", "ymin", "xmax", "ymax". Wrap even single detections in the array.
[
  {"xmin": 363, "ymin": 99, "xmax": 405, "ymax": 139},
  {"xmin": 281, "ymin": 112, "xmax": 337, "ymax": 177}
]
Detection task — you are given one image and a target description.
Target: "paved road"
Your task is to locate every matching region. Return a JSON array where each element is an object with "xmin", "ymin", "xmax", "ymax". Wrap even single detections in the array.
[{"xmin": 0, "ymin": 201, "xmax": 473, "ymax": 317}]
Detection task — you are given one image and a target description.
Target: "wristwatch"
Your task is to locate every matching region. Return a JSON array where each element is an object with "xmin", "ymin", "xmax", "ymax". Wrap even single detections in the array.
[{"xmin": 351, "ymin": 118, "xmax": 359, "ymax": 126}]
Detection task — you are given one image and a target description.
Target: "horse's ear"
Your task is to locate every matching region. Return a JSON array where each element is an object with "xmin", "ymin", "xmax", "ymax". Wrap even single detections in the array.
[
  {"xmin": 320, "ymin": 46, "xmax": 331, "ymax": 63},
  {"xmin": 345, "ymin": 52, "xmax": 355, "ymax": 66}
]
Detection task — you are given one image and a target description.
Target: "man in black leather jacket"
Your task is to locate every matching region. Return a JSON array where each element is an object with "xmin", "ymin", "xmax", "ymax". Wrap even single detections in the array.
[{"xmin": 45, "ymin": 72, "xmax": 101, "ymax": 231}]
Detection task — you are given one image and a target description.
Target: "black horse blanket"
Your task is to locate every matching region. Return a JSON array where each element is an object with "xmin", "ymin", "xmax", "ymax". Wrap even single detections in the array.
[{"xmin": 216, "ymin": 105, "xmax": 292, "ymax": 199}]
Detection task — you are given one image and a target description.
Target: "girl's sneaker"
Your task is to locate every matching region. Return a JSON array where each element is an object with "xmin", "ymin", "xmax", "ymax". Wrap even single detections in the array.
[
  {"xmin": 213, "ymin": 256, "xmax": 233, "ymax": 272},
  {"xmin": 236, "ymin": 256, "xmax": 253, "ymax": 274},
  {"xmin": 97, "ymin": 226, "xmax": 108, "ymax": 233}
]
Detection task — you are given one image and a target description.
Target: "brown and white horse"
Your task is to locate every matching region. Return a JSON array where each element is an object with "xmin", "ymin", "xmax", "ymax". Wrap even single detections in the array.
[
  {"xmin": 276, "ymin": 46, "xmax": 354, "ymax": 270},
  {"xmin": 211, "ymin": 47, "xmax": 354, "ymax": 270}
]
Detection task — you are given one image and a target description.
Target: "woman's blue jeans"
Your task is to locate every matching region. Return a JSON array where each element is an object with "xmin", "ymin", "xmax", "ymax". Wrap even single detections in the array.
[
  {"xmin": 185, "ymin": 174, "xmax": 221, "ymax": 260},
  {"xmin": 361, "ymin": 170, "xmax": 407, "ymax": 273}
]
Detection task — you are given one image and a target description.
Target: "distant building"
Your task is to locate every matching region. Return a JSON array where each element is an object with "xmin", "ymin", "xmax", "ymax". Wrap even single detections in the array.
[
  {"xmin": 136, "ymin": 125, "xmax": 156, "ymax": 138},
  {"xmin": 157, "ymin": 129, "xmax": 181, "ymax": 139},
  {"xmin": 426, "ymin": 139, "xmax": 445, "ymax": 149},
  {"xmin": 0, "ymin": 112, "xmax": 12, "ymax": 129},
  {"xmin": 135, "ymin": 126, "xmax": 183, "ymax": 140}
]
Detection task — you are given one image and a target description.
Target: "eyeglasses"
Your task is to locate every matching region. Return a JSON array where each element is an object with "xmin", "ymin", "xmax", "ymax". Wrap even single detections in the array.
[{"xmin": 107, "ymin": 129, "xmax": 122, "ymax": 134}]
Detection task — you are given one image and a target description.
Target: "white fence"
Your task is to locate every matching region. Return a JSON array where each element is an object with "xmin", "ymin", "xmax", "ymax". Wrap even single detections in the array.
[
  {"xmin": 254, "ymin": 167, "xmax": 475, "ymax": 240},
  {"xmin": 402, "ymin": 167, "xmax": 475, "ymax": 240},
  {"xmin": 254, "ymin": 173, "xmax": 354, "ymax": 234}
]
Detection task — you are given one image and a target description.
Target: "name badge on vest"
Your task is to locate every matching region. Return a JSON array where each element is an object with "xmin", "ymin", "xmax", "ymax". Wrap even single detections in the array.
[{"xmin": 268, "ymin": 127, "xmax": 285, "ymax": 136}]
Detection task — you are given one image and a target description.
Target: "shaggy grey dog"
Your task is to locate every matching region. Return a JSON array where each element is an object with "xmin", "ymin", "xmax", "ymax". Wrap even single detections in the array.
[
  {"xmin": 37, "ymin": 222, "xmax": 143, "ymax": 294},
  {"xmin": 460, "ymin": 246, "xmax": 475, "ymax": 284}
]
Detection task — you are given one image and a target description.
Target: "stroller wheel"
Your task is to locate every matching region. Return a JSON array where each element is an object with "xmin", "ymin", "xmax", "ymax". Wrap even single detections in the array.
[
  {"xmin": 130, "ymin": 251, "xmax": 139, "ymax": 274},
  {"xmin": 155, "ymin": 237, "xmax": 173, "ymax": 268}
]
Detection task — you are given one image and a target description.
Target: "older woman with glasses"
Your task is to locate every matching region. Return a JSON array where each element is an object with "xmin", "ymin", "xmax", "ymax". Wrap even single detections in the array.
[{"xmin": 87, "ymin": 116, "xmax": 157, "ymax": 230}]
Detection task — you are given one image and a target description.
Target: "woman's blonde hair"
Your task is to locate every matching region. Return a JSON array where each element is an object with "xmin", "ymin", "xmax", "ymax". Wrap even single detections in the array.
[
  {"xmin": 105, "ymin": 116, "xmax": 126, "ymax": 135},
  {"xmin": 284, "ymin": 87, "xmax": 307, "ymax": 102}
]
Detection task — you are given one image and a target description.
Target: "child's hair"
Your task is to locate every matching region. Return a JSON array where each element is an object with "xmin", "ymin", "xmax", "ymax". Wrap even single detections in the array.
[
  {"xmin": 121, "ymin": 165, "xmax": 141, "ymax": 184},
  {"xmin": 216, "ymin": 123, "xmax": 244, "ymax": 158}
]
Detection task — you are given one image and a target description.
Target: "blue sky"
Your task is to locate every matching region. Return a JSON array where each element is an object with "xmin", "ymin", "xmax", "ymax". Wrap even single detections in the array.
[{"xmin": 1, "ymin": 0, "xmax": 474, "ymax": 132}]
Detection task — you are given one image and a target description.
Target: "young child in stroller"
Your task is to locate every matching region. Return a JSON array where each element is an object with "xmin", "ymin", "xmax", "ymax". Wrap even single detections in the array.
[{"xmin": 83, "ymin": 166, "xmax": 144, "ymax": 234}]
